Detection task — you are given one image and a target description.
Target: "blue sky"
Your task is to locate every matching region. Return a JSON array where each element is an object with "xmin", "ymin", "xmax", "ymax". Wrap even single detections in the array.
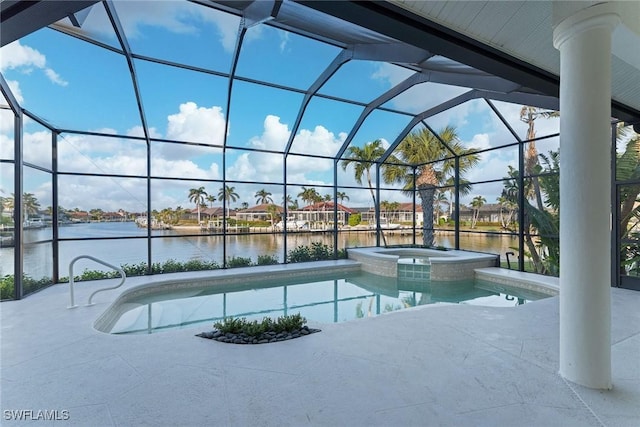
[{"xmin": 0, "ymin": 1, "xmax": 561, "ymax": 213}]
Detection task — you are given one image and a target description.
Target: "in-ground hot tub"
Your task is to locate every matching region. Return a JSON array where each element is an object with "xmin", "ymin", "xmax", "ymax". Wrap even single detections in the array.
[{"xmin": 347, "ymin": 247, "xmax": 499, "ymax": 281}]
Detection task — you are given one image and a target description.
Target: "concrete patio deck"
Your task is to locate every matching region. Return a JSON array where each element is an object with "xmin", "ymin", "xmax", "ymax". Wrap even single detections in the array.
[{"xmin": 1, "ymin": 264, "xmax": 639, "ymax": 426}]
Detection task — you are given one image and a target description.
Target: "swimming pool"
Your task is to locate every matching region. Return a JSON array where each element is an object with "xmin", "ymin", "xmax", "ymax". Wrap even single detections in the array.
[{"xmin": 96, "ymin": 271, "xmax": 550, "ymax": 335}]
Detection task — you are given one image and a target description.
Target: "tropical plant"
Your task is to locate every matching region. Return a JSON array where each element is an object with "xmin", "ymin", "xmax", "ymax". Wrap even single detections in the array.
[
  {"xmin": 266, "ymin": 204, "xmax": 280, "ymax": 227},
  {"xmin": 297, "ymin": 187, "xmax": 321, "ymax": 206},
  {"xmin": 218, "ymin": 185, "xmax": 239, "ymax": 218},
  {"xmin": 227, "ymin": 256, "xmax": 253, "ymax": 268},
  {"xmin": 382, "ymin": 126, "xmax": 480, "ymax": 246},
  {"xmin": 470, "ymin": 195, "xmax": 486, "ymax": 229},
  {"xmin": 616, "ymin": 129, "xmax": 640, "ymax": 274},
  {"xmin": 434, "ymin": 191, "xmax": 449, "ymax": 223},
  {"xmin": 213, "ymin": 313, "xmax": 307, "ymax": 336},
  {"xmin": 206, "ymin": 195, "xmax": 216, "ymax": 208},
  {"xmin": 22, "ymin": 192, "xmax": 41, "ymax": 218},
  {"xmin": 341, "ymin": 140, "xmax": 388, "ymax": 245},
  {"xmin": 520, "ymin": 107, "xmax": 559, "ymax": 210},
  {"xmin": 497, "ymin": 193, "xmax": 517, "ymax": 230},
  {"xmin": 336, "ymin": 191, "xmax": 349, "ymax": 204},
  {"xmin": 257, "ymin": 254, "xmax": 279, "ymax": 265},
  {"xmin": 255, "ymin": 189, "xmax": 273, "ymax": 205},
  {"xmin": 188, "ymin": 186, "xmax": 208, "ymax": 224}
]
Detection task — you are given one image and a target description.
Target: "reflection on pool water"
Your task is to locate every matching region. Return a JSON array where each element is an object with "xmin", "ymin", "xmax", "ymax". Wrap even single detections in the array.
[{"xmin": 100, "ymin": 272, "xmax": 551, "ymax": 335}]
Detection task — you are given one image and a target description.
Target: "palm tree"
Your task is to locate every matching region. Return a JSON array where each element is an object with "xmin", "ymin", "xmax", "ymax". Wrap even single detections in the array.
[
  {"xmin": 383, "ymin": 126, "xmax": 479, "ymax": 246},
  {"xmin": 497, "ymin": 194, "xmax": 517, "ymax": 230},
  {"xmin": 206, "ymin": 195, "xmax": 216, "ymax": 208},
  {"xmin": 520, "ymin": 106, "xmax": 559, "ymax": 210},
  {"xmin": 255, "ymin": 189, "xmax": 273, "ymax": 205},
  {"xmin": 336, "ymin": 191, "xmax": 349, "ymax": 204},
  {"xmin": 218, "ymin": 185, "xmax": 239, "ymax": 218},
  {"xmin": 341, "ymin": 140, "xmax": 388, "ymax": 245},
  {"xmin": 434, "ymin": 191, "xmax": 449, "ymax": 224},
  {"xmin": 266, "ymin": 204, "xmax": 280, "ymax": 228},
  {"xmin": 470, "ymin": 195, "xmax": 486, "ymax": 229},
  {"xmin": 188, "ymin": 186, "xmax": 208, "ymax": 224},
  {"xmin": 240, "ymin": 201, "xmax": 249, "ymax": 210},
  {"xmin": 297, "ymin": 187, "xmax": 320, "ymax": 206},
  {"xmin": 21, "ymin": 193, "xmax": 41, "ymax": 220}
]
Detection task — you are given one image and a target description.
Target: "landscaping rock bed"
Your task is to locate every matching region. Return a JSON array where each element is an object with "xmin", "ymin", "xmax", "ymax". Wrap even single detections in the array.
[{"xmin": 196, "ymin": 326, "xmax": 321, "ymax": 344}]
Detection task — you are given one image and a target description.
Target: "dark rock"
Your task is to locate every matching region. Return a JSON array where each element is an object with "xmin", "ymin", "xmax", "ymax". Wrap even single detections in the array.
[{"xmin": 198, "ymin": 326, "xmax": 321, "ymax": 344}]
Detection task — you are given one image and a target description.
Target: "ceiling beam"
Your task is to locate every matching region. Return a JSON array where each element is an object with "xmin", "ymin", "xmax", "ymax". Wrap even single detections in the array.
[
  {"xmin": 297, "ymin": 0, "xmax": 640, "ymax": 122},
  {"xmin": 1, "ymin": 0, "xmax": 100, "ymax": 47}
]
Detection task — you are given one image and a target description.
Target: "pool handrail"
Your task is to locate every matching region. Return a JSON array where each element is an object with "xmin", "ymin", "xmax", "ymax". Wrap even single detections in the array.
[{"xmin": 68, "ymin": 255, "xmax": 126, "ymax": 308}]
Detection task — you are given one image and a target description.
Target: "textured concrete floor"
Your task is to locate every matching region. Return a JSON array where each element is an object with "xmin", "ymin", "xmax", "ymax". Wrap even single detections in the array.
[{"xmin": 1, "ymin": 264, "xmax": 639, "ymax": 426}]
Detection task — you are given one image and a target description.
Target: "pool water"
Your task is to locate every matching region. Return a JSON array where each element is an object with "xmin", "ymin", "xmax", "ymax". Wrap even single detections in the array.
[{"xmin": 105, "ymin": 272, "xmax": 550, "ymax": 335}]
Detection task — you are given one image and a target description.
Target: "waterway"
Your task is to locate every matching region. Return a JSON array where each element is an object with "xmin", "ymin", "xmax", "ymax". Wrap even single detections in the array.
[{"xmin": 0, "ymin": 222, "xmax": 518, "ymax": 278}]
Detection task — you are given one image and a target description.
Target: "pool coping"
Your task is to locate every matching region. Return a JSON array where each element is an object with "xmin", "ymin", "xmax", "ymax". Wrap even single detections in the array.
[
  {"xmin": 474, "ymin": 267, "xmax": 559, "ymax": 296},
  {"xmin": 347, "ymin": 247, "xmax": 499, "ymax": 280}
]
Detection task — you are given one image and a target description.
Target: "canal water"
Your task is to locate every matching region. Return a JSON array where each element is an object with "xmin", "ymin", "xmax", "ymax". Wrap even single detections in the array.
[{"xmin": 0, "ymin": 222, "xmax": 518, "ymax": 278}]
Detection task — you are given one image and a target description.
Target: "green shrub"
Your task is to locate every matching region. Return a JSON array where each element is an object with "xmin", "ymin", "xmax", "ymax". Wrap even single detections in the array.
[
  {"xmin": 348, "ymin": 213, "xmax": 361, "ymax": 226},
  {"xmin": 1, "ymin": 275, "xmax": 14, "ymax": 299},
  {"xmin": 214, "ymin": 313, "xmax": 307, "ymax": 337},
  {"xmin": 227, "ymin": 256, "xmax": 252, "ymax": 268},
  {"xmin": 287, "ymin": 245, "xmax": 312, "ymax": 263},
  {"xmin": 287, "ymin": 242, "xmax": 337, "ymax": 263},
  {"xmin": 257, "ymin": 254, "xmax": 279, "ymax": 265},
  {"xmin": 183, "ymin": 259, "xmax": 220, "ymax": 271},
  {"xmin": 310, "ymin": 242, "xmax": 332, "ymax": 260},
  {"xmin": 0, "ymin": 274, "xmax": 53, "ymax": 299}
]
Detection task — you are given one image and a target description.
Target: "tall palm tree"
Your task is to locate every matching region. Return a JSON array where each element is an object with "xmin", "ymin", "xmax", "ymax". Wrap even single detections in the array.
[
  {"xmin": 218, "ymin": 185, "xmax": 239, "ymax": 218},
  {"xmin": 297, "ymin": 187, "xmax": 320, "ymax": 206},
  {"xmin": 341, "ymin": 140, "xmax": 388, "ymax": 245},
  {"xmin": 255, "ymin": 189, "xmax": 273, "ymax": 205},
  {"xmin": 443, "ymin": 176, "xmax": 474, "ymax": 218},
  {"xmin": 22, "ymin": 193, "xmax": 41, "ymax": 219},
  {"xmin": 336, "ymin": 191, "xmax": 349, "ymax": 204},
  {"xmin": 434, "ymin": 191, "xmax": 449, "ymax": 224},
  {"xmin": 383, "ymin": 126, "xmax": 479, "ymax": 246},
  {"xmin": 188, "ymin": 186, "xmax": 208, "ymax": 224},
  {"xmin": 470, "ymin": 195, "xmax": 486, "ymax": 229},
  {"xmin": 240, "ymin": 202, "xmax": 249, "ymax": 210},
  {"xmin": 206, "ymin": 195, "xmax": 216, "ymax": 208},
  {"xmin": 520, "ymin": 106, "xmax": 559, "ymax": 210}
]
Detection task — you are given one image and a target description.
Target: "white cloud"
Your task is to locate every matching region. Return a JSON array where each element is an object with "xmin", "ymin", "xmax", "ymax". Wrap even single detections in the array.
[
  {"xmin": 44, "ymin": 68, "xmax": 68, "ymax": 86},
  {"xmin": 5, "ymin": 80, "xmax": 24, "ymax": 104},
  {"xmin": 279, "ymin": 32, "xmax": 290, "ymax": 53},
  {"xmin": 166, "ymin": 102, "xmax": 225, "ymax": 145},
  {"xmin": 81, "ymin": 1, "xmax": 241, "ymax": 53},
  {"xmin": 0, "ymin": 41, "xmax": 45, "ymax": 71},
  {"xmin": 0, "ymin": 41, "xmax": 68, "ymax": 89},
  {"xmin": 464, "ymin": 133, "xmax": 491, "ymax": 151},
  {"xmin": 0, "ymin": 133, "xmax": 13, "ymax": 160},
  {"xmin": 127, "ymin": 125, "xmax": 161, "ymax": 139}
]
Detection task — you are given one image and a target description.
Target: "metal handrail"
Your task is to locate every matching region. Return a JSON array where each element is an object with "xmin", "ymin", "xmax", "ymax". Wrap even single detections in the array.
[{"xmin": 68, "ymin": 255, "xmax": 126, "ymax": 308}]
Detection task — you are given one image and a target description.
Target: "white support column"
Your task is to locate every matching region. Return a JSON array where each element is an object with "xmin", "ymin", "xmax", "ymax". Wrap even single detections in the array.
[{"xmin": 553, "ymin": 4, "xmax": 620, "ymax": 390}]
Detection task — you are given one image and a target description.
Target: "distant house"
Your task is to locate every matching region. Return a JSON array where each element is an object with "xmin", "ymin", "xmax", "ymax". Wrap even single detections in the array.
[
  {"xmin": 358, "ymin": 203, "xmax": 423, "ymax": 225},
  {"xmin": 68, "ymin": 211, "xmax": 90, "ymax": 223},
  {"xmin": 187, "ymin": 207, "xmax": 227, "ymax": 222},
  {"xmin": 458, "ymin": 203, "xmax": 504, "ymax": 223},
  {"xmin": 235, "ymin": 204, "xmax": 283, "ymax": 222},
  {"xmin": 293, "ymin": 201, "xmax": 356, "ymax": 226}
]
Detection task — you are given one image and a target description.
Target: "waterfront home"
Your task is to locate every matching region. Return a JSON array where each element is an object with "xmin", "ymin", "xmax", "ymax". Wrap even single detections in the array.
[{"xmin": 235, "ymin": 204, "xmax": 283, "ymax": 223}]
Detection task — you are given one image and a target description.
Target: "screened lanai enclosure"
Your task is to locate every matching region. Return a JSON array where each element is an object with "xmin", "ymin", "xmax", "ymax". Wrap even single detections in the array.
[{"xmin": 1, "ymin": 0, "xmax": 639, "ymax": 299}]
